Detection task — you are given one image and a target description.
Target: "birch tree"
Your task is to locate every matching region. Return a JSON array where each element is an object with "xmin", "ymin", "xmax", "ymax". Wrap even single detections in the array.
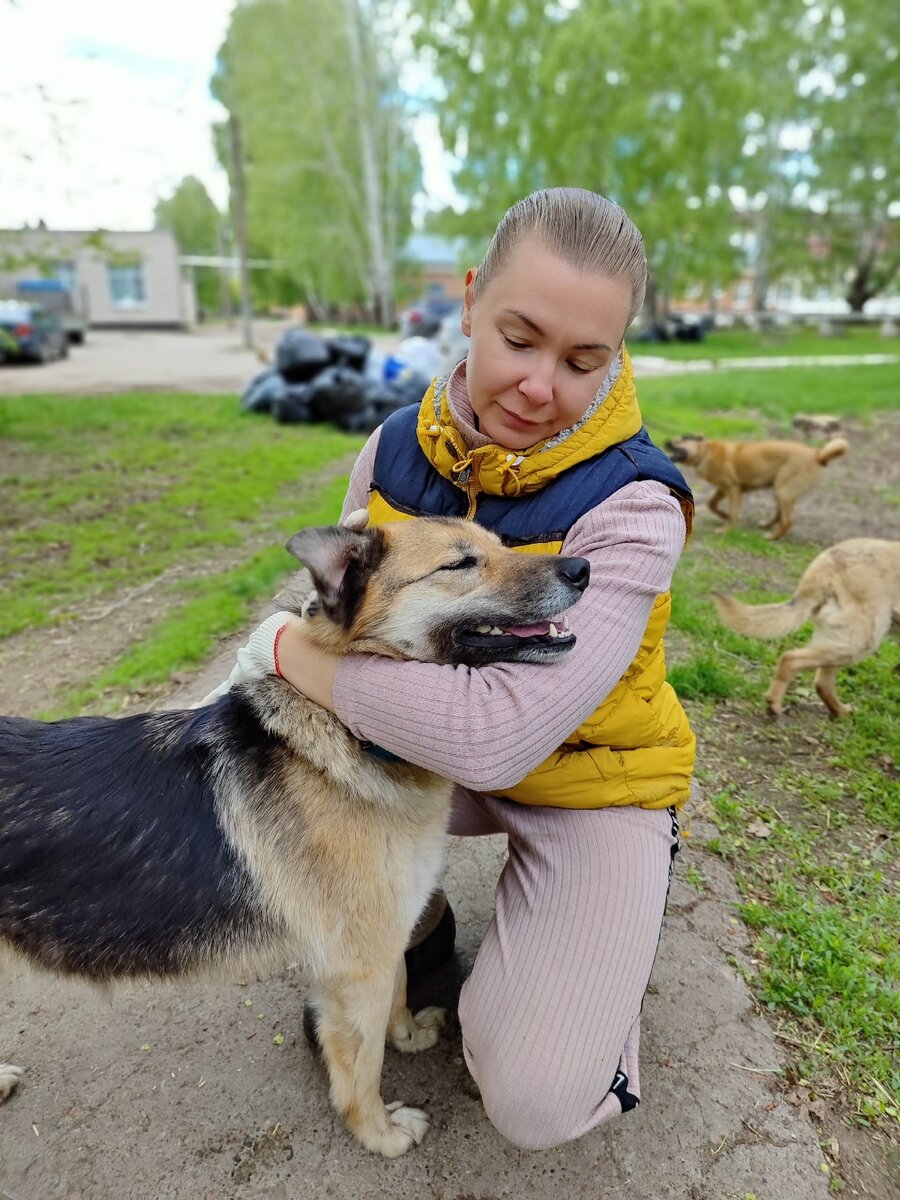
[{"xmin": 213, "ymin": 0, "xmax": 420, "ymax": 323}]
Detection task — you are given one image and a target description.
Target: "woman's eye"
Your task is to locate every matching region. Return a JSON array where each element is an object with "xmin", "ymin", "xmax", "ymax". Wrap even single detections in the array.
[
  {"xmin": 441, "ymin": 556, "xmax": 478, "ymax": 572},
  {"xmin": 503, "ymin": 335, "xmax": 529, "ymax": 350},
  {"xmin": 567, "ymin": 360, "xmax": 592, "ymax": 374}
]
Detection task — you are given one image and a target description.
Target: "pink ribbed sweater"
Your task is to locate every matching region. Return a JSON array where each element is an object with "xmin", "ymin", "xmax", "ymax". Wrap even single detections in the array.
[{"xmin": 332, "ymin": 364, "xmax": 687, "ymax": 794}]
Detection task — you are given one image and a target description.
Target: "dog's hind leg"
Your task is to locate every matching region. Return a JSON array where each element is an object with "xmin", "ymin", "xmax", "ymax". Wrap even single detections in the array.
[
  {"xmin": 386, "ymin": 957, "xmax": 446, "ymax": 1054},
  {"xmin": 0, "ymin": 1063, "xmax": 24, "ymax": 1103},
  {"xmin": 814, "ymin": 666, "xmax": 853, "ymax": 718},
  {"xmin": 764, "ymin": 499, "xmax": 794, "ymax": 541},
  {"xmin": 316, "ymin": 968, "xmax": 430, "ymax": 1157}
]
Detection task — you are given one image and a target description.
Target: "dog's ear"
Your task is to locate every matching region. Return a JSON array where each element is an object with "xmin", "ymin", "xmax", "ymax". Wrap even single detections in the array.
[{"xmin": 285, "ymin": 525, "xmax": 386, "ymax": 624}]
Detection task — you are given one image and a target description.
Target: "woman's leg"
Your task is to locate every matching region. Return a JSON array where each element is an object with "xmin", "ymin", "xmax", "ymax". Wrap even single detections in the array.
[{"xmin": 457, "ymin": 799, "xmax": 678, "ymax": 1151}]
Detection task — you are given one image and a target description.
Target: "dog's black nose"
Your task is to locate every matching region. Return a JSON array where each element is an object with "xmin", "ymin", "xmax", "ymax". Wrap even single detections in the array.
[{"xmin": 558, "ymin": 557, "xmax": 590, "ymax": 592}]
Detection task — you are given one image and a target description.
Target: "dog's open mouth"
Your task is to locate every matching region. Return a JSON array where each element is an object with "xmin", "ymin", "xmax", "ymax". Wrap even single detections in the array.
[{"xmin": 453, "ymin": 613, "xmax": 575, "ymax": 652}]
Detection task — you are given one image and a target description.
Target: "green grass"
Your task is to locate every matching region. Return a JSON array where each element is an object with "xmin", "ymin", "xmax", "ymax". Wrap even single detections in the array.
[
  {"xmin": 665, "ymin": 424, "xmax": 900, "ymax": 1134},
  {"xmin": 2, "ymin": 392, "xmax": 362, "ymax": 712},
  {"xmin": 4, "ymin": 371, "xmax": 900, "ymax": 1140},
  {"xmin": 638, "ymin": 360, "xmax": 900, "ymax": 444},
  {"xmin": 626, "ymin": 323, "xmax": 900, "ymax": 361},
  {"xmin": 1, "ymin": 393, "xmax": 362, "ymax": 641}
]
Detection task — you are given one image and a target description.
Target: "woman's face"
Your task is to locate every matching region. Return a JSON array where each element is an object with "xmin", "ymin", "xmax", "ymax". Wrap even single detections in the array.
[{"xmin": 461, "ymin": 235, "xmax": 633, "ymax": 449}]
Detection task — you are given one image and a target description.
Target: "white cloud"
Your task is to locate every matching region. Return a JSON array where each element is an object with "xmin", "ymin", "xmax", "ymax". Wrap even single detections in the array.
[
  {"xmin": 0, "ymin": 0, "xmax": 237, "ymax": 229},
  {"xmin": 0, "ymin": 0, "xmax": 459, "ymax": 233}
]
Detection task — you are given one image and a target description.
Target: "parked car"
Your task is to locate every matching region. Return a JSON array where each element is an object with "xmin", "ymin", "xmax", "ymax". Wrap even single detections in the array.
[
  {"xmin": 399, "ymin": 294, "xmax": 458, "ymax": 339},
  {"xmin": 0, "ymin": 301, "xmax": 69, "ymax": 364},
  {"xmin": 15, "ymin": 279, "xmax": 89, "ymax": 344}
]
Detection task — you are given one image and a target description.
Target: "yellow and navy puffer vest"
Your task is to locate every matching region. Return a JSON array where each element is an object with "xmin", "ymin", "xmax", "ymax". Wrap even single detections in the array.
[{"xmin": 367, "ymin": 349, "xmax": 696, "ymax": 811}]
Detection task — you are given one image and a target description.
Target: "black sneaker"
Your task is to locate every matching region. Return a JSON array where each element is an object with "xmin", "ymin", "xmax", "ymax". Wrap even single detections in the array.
[{"xmin": 303, "ymin": 902, "xmax": 456, "ymax": 1049}]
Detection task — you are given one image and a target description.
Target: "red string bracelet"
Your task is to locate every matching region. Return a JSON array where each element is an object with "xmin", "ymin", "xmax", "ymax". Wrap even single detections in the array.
[{"xmin": 273, "ymin": 622, "xmax": 290, "ymax": 679}]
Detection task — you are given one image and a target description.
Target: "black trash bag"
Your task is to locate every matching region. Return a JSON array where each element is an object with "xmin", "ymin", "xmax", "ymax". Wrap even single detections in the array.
[
  {"xmin": 241, "ymin": 366, "xmax": 285, "ymax": 413},
  {"xmin": 327, "ymin": 334, "xmax": 371, "ymax": 373},
  {"xmin": 275, "ymin": 329, "xmax": 331, "ymax": 383},
  {"xmin": 272, "ymin": 381, "xmax": 316, "ymax": 424},
  {"xmin": 386, "ymin": 371, "xmax": 431, "ymax": 407},
  {"xmin": 308, "ymin": 365, "xmax": 367, "ymax": 422},
  {"xmin": 338, "ymin": 405, "xmax": 381, "ymax": 434},
  {"xmin": 241, "ymin": 368, "xmax": 289, "ymax": 414}
]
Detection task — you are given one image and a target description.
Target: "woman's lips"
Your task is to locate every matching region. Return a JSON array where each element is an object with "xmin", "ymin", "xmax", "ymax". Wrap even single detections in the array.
[{"xmin": 497, "ymin": 404, "xmax": 540, "ymax": 432}]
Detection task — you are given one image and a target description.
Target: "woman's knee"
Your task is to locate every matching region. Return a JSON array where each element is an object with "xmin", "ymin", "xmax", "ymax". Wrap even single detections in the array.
[
  {"xmin": 463, "ymin": 1046, "xmax": 590, "ymax": 1150},
  {"xmin": 461, "ymin": 1010, "xmax": 614, "ymax": 1150}
]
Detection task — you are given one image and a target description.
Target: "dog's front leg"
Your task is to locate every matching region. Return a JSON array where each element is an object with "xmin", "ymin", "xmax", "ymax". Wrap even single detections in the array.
[
  {"xmin": 386, "ymin": 956, "xmax": 446, "ymax": 1053},
  {"xmin": 315, "ymin": 969, "xmax": 430, "ymax": 1156}
]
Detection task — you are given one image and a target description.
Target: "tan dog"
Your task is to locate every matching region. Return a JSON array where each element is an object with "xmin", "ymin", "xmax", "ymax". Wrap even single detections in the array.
[
  {"xmin": 0, "ymin": 514, "xmax": 588, "ymax": 1157},
  {"xmin": 712, "ymin": 538, "xmax": 900, "ymax": 717},
  {"xmin": 665, "ymin": 434, "xmax": 848, "ymax": 539}
]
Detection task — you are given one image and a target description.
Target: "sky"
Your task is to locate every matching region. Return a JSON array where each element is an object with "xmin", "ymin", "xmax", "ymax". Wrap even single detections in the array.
[{"xmin": 0, "ymin": 0, "xmax": 457, "ymax": 231}]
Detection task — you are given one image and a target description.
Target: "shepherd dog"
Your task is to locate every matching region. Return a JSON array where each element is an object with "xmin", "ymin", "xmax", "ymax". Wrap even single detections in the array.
[
  {"xmin": 712, "ymin": 538, "xmax": 900, "ymax": 718},
  {"xmin": 664, "ymin": 434, "xmax": 848, "ymax": 539},
  {"xmin": 0, "ymin": 512, "xmax": 588, "ymax": 1157}
]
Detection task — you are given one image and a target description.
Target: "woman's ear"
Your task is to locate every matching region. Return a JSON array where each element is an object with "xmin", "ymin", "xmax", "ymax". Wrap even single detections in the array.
[{"xmin": 461, "ymin": 267, "xmax": 477, "ymax": 337}]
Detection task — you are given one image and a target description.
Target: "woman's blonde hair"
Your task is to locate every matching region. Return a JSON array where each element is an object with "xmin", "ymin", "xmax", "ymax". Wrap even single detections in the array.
[{"xmin": 474, "ymin": 188, "xmax": 648, "ymax": 326}]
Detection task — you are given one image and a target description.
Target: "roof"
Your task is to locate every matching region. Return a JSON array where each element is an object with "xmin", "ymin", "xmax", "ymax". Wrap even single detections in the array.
[{"xmin": 403, "ymin": 233, "xmax": 469, "ymax": 268}]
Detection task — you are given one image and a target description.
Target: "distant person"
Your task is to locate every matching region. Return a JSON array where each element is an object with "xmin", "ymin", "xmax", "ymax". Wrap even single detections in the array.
[{"xmin": 211, "ymin": 187, "xmax": 695, "ymax": 1149}]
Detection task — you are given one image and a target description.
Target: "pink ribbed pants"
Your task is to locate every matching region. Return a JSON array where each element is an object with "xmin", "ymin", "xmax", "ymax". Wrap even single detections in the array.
[{"xmin": 448, "ymin": 789, "xmax": 679, "ymax": 1151}]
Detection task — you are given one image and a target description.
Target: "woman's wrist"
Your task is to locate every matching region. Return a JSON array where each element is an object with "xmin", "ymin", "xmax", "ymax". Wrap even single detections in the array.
[{"xmin": 276, "ymin": 620, "xmax": 340, "ymax": 713}]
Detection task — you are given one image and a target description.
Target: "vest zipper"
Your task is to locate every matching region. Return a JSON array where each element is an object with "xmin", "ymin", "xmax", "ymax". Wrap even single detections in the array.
[{"xmin": 454, "ymin": 464, "xmax": 479, "ymax": 520}]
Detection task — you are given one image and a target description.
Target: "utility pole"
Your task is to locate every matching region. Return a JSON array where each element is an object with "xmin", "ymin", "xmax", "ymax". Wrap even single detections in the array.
[
  {"xmin": 217, "ymin": 219, "xmax": 234, "ymax": 328},
  {"xmin": 228, "ymin": 113, "xmax": 253, "ymax": 349}
]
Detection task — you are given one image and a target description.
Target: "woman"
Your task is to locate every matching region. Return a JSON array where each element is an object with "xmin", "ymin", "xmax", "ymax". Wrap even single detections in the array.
[{"xmin": 215, "ymin": 187, "xmax": 694, "ymax": 1150}]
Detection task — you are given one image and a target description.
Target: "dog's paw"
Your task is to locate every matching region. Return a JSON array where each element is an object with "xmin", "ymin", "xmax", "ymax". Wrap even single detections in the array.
[
  {"xmin": 389, "ymin": 1006, "xmax": 446, "ymax": 1053},
  {"xmin": 301, "ymin": 589, "xmax": 321, "ymax": 620},
  {"xmin": 0, "ymin": 1064, "xmax": 24, "ymax": 1103},
  {"xmin": 379, "ymin": 1101, "xmax": 429, "ymax": 1155}
]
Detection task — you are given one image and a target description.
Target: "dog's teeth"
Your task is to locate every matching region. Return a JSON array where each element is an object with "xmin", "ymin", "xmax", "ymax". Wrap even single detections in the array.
[
  {"xmin": 549, "ymin": 623, "xmax": 559, "ymax": 638},
  {"xmin": 476, "ymin": 624, "xmax": 492, "ymax": 634},
  {"xmin": 490, "ymin": 626, "xmax": 504, "ymax": 635},
  {"xmin": 563, "ymin": 616, "xmax": 571, "ymax": 631}
]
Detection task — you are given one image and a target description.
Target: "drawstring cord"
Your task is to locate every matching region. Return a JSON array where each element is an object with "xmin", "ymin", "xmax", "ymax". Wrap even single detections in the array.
[{"xmin": 426, "ymin": 423, "xmax": 525, "ymax": 516}]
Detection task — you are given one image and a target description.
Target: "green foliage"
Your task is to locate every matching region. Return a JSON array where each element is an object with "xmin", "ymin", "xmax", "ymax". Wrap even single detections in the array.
[
  {"xmin": 154, "ymin": 176, "xmax": 226, "ymax": 316},
  {"xmin": 409, "ymin": 1, "xmax": 899, "ymax": 309},
  {"xmin": 212, "ymin": 0, "xmax": 421, "ymax": 322}
]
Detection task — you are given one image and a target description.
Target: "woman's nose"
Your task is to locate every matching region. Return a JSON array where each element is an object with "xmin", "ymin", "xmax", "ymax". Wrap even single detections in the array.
[{"xmin": 518, "ymin": 359, "xmax": 554, "ymax": 406}]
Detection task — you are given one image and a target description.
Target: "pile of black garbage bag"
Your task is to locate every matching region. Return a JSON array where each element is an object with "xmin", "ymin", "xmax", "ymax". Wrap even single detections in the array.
[{"xmin": 240, "ymin": 329, "xmax": 431, "ymax": 434}]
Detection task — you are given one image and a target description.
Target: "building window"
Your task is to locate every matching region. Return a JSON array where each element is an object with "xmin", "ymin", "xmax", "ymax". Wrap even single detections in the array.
[
  {"xmin": 107, "ymin": 263, "xmax": 146, "ymax": 308},
  {"xmin": 54, "ymin": 261, "xmax": 78, "ymax": 292}
]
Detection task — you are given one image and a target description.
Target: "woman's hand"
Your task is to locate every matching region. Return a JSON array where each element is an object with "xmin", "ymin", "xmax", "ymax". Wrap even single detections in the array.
[{"xmin": 275, "ymin": 619, "xmax": 340, "ymax": 713}]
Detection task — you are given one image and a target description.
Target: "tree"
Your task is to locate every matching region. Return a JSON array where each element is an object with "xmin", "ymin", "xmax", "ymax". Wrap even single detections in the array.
[
  {"xmin": 154, "ymin": 176, "xmax": 226, "ymax": 317},
  {"xmin": 803, "ymin": 0, "xmax": 900, "ymax": 310},
  {"xmin": 212, "ymin": 0, "xmax": 421, "ymax": 324},
  {"xmin": 409, "ymin": 0, "xmax": 807, "ymax": 316}
]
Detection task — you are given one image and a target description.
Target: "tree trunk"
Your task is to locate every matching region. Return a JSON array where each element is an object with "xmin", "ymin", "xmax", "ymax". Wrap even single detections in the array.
[{"xmin": 342, "ymin": 0, "xmax": 392, "ymax": 327}]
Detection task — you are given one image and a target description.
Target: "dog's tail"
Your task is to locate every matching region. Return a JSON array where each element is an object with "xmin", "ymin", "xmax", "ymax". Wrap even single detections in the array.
[
  {"xmin": 816, "ymin": 437, "xmax": 848, "ymax": 465},
  {"xmin": 711, "ymin": 588, "xmax": 818, "ymax": 639}
]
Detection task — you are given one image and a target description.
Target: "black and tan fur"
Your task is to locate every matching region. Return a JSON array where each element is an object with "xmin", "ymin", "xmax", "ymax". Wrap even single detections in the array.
[
  {"xmin": 665, "ymin": 433, "xmax": 848, "ymax": 540},
  {"xmin": 0, "ymin": 513, "xmax": 587, "ymax": 1157},
  {"xmin": 713, "ymin": 538, "xmax": 900, "ymax": 718}
]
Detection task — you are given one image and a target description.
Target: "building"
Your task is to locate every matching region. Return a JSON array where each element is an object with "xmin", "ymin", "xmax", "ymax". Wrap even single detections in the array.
[
  {"xmin": 0, "ymin": 228, "xmax": 196, "ymax": 329},
  {"xmin": 402, "ymin": 233, "xmax": 470, "ymax": 301}
]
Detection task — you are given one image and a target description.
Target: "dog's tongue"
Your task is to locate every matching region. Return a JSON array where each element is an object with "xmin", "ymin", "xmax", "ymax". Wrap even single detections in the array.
[{"xmin": 504, "ymin": 621, "xmax": 552, "ymax": 638}]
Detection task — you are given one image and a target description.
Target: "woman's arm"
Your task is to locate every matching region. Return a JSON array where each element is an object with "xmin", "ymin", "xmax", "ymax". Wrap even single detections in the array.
[{"xmin": 277, "ymin": 481, "xmax": 687, "ymax": 792}]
